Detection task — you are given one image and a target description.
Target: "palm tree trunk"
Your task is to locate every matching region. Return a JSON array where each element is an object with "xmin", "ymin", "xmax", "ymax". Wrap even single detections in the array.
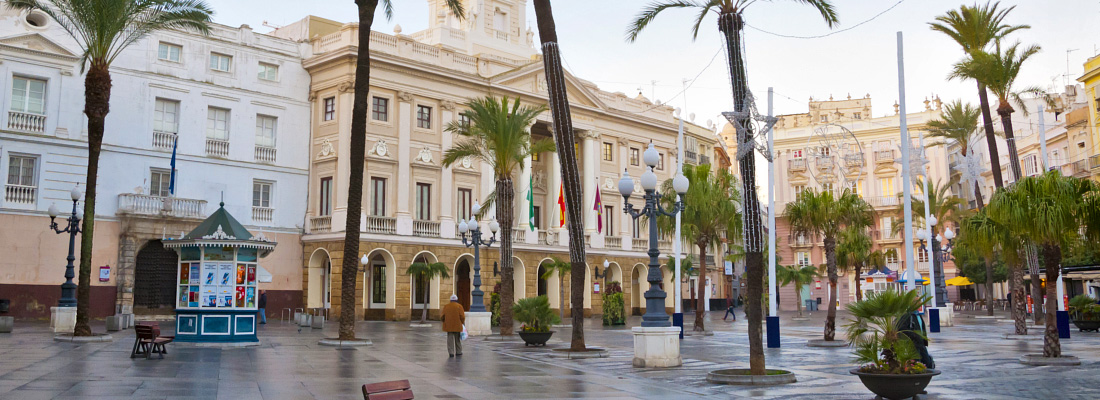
[
  {"xmin": 1010, "ymin": 259, "xmax": 1027, "ymax": 335},
  {"xmin": 719, "ymin": 11, "xmax": 765, "ymax": 376},
  {"xmin": 421, "ymin": 291, "xmax": 428, "ymax": 323},
  {"xmin": 999, "ymin": 106, "xmax": 1045, "ymax": 326},
  {"xmin": 338, "ymin": 0, "xmax": 378, "ymax": 341},
  {"xmin": 559, "ymin": 274, "xmax": 565, "ymax": 324},
  {"xmin": 824, "ymin": 236, "xmax": 838, "ymax": 341},
  {"xmin": 695, "ymin": 243, "xmax": 707, "ymax": 331},
  {"xmin": 854, "ymin": 262, "xmax": 863, "ymax": 302},
  {"xmin": 999, "ymin": 108, "xmax": 1024, "ymax": 182},
  {"xmin": 973, "ymin": 181, "xmax": 985, "ymax": 210},
  {"xmin": 977, "ymin": 82, "xmax": 1004, "ymax": 189},
  {"xmin": 1041, "ymin": 244, "xmax": 1062, "ymax": 358},
  {"xmin": 984, "ymin": 258, "xmax": 995, "ymax": 316},
  {"xmin": 74, "ymin": 65, "xmax": 111, "ymax": 337},
  {"xmin": 795, "ymin": 284, "xmax": 803, "ymax": 318},
  {"xmin": 497, "ymin": 177, "xmax": 515, "ymax": 335},
  {"xmin": 533, "ymin": 0, "xmax": 587, "ymax": 351}
]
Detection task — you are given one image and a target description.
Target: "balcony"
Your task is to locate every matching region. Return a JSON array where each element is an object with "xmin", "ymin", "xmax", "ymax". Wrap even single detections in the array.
[
  {"xmin": 632, "ymin": 237, "xmax": 647, "ymax": 250},
  {"xmin": 658, "ymin": 239, "xmax": 672, "ymax": 252},
  {"xmin": 206, "ymin": 138, "xmax": 229, "ymax": 157},
  {"xmin": 309, "ymin": 215, "xmax": 331, "ymax": 233},
  {"xmin": 685, "ymin": 150, "xmax": 698, "ymax": 164},
  {"xmin": 512, "ymin": 229, "xmax": 526, "ymax": 242},
  {"xmin": 538, "ymin": 230, "xmax": 550, "ymax": 245},
  {"xmin": 699, "ymin": 155, "xmax": 711, "ymax": 165},
  {"xmin": 254, "ymin": 145, "xmax": 276, "ymax": 163},
  {"xmin": 414, "ymin": 220, "xmax": 440, "ymax": 238},
  {"xmin": 788, "ymin": 159, "xmax": 807, "ymax": 172},
  {"xmin": 915, "ymin": 261, "xmax": 931, "ymax": 272},
  {"xmin": 1071, "ymin": 160, "xmax": 1090, "ymax": 178},
  {"xmin": 364, "ymin": 215, "xmax": 396, "ymax": 234},
  {"xmin": 152, "ymin": 131, "xmax": 176, "ymax": 151},
  {"xmin": 252, "ymin": 206, "xmax": 273, "ymax": 223},
  {"xmin": 1091, "ymin": 155, "xmax": 1100, "ymax": 170},
  {"xmin": 874, "ymin": 150, "xmax": 895, "ymax": 164},
  {"xmin": 816, "ymin": 156, "xmax": 835, "ymax": 171},
  {"xmin": 3, "ymin": 184, "xmax": 36, "ymax": 207},
  {"xmin": 7, "ymin": 111, "xmax": 46, "ymax": 133},
  {"xmin": 494, "ymin": 29, "xmax": 510, "ymax": 41},
  {"xmin": 792, "ymin": 235, "xmax": 812, "ymax": 247},
  {"xmin": 605, "ymin": 235, "xmax": 622, "ymax": 249},
  {"xmin": 843, "ymin": 154, "xmax": 864, "ymax": 168},
  {"xmin": 867, "ymin": 196, "xmax": 899, "ymax": 208},
  {"xmin": 117, "ymin": 193, "xmax": 206, "ymax": 218}
]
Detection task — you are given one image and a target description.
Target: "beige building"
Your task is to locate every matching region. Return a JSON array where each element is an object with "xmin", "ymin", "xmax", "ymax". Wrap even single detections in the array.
[
  {"xmin": 722, "ymin": 94, "xmax": 959, "ymax": 312},
  {"xmin": 274, "ymin": 5, "xmax": 719, "ymax": 321}
]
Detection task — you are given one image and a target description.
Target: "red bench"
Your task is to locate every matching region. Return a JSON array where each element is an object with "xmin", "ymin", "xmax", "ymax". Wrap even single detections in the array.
[
  {"xmin": 131, "ymin": 324, "xmax": 173, "ymax": 359},
  {"xmin": 362, "ymin": 379, "xmax": 413, "ymax": 400}
]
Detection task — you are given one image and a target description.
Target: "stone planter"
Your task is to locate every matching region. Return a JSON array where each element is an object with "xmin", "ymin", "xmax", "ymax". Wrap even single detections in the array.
[
  {"xmin": 518, "ymin": 330, "xmax": 553, "ymax": 346},
  {"xmin": 105, "ymin": 316, "xmax": 121, "ymax": 332},
  {"xmin": 707, "ymin": 369, "xmax": 796, "ymax": 385},
  {"xmin": 1070, "ymin": 318, "xmax": 1100, "ymax": 332},
  {"xmin": 850, "ymin": 368, "xmax": 940, "ymax": 400},
  {"xmin": 0, "ymin": 316, "xmax": 13, "ymax": 333}
]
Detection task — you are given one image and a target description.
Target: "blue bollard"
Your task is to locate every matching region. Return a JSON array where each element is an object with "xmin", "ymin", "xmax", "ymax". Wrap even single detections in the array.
[
  {"xmin": 766, "ymin": 315, "xmax": 780, "ymax": 348},
  {"xmin": 929, "ymin": 308, "xmax": 940, "ymax": 333},
  {"xmin": 1057, "ymin": 310, "xmax": 1071, "ymax": 339},
  {"xmin": 673, "ymin": 312, "xmax": 683, "ymax": 339}
]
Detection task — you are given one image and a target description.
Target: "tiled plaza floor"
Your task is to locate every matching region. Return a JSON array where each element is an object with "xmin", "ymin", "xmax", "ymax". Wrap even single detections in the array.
[{"xmin": 1, "ymin": 310, "xmax": 1097, "ymax": 399}]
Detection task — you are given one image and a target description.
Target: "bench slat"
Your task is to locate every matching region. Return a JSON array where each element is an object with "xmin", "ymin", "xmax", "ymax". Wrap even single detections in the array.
[
  {"xmin": 367, "ymin": 391, "xmax": 414, "ymax": 400},
  {"xmin": 363, "ymin": 380, "xmax": 411, "ymax": 394}
]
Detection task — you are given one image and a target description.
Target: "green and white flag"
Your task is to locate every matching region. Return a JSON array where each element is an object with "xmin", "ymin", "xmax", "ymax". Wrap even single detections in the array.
[{"xmin": 528, "ymin": 173, "xmax": 535, "ymax": 231}]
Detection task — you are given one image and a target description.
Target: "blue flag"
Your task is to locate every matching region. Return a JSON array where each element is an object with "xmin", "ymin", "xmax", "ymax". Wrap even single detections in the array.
[{"xmin": 168, "ymin": 134, "xmax": 178, "ymax": 195}]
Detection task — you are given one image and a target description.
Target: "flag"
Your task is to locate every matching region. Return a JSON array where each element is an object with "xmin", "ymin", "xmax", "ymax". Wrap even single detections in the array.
[
  {"xmin": 168, "ymin": 134, "xmax": 178, "ymax": 196},
  {"xmin": 557, "ymin": 184, "xmax": 565, "ymax": 227},
  {"xmin": 594, "ymin": 183, "xmax": 603, "ymax": 234},
  {"xmin": 528, "ymin": 174, "xmax": 535, "ymax": 231}
]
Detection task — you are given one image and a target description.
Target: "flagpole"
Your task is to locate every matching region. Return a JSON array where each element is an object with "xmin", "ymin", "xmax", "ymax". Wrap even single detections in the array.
[
  {"xmin": 673, "ymin": 106, "xmax": 685, "ymax": 339},
  {"xmin": 897, "ymin": 32, "xmax": 917, "ymax": 293}
]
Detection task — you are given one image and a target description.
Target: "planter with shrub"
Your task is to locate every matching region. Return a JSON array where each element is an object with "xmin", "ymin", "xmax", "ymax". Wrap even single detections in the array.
[
  {"xmin": 1069, "ymin": 294, "xmax": 1100, "ymax": 332},
  {"xmin": 602, "ymin": 281, "xmax": 625, "ymax": 326},
  {"xmin": 846, "ymin": 289, "xmax": 940, "ymax": 400},
  {"xmin": 515, "ymin": 295, "xmax": 560, "ymax": 346}
]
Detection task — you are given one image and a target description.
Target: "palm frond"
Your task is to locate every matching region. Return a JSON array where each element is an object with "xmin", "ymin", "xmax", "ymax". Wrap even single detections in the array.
[{"xmin": 626, "ymin": 0, "xmax": 702, "ymax": 42}]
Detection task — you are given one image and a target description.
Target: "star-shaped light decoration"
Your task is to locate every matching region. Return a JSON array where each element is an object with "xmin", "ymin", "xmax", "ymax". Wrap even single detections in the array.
[
  {"xmin": 894, "ymin": 141, "xmax": 930, "ymax": 180},
  {"xmin": 957, "ymin": 147, "xmax": 987, "ymax": 187}
]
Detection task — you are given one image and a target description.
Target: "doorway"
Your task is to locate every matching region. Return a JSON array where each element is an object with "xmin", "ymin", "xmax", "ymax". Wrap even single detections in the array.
[
  {"xmin": 134, "ymin": 240, "xmax": 178, "ymax": 315},
  {"xmin": 456, "ymin": 259, "xmax": 471, "ymax": 311}
]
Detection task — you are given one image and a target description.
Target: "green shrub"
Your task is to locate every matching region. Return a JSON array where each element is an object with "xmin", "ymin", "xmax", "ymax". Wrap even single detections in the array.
[
  {"xmin": 514, "ymin": 295, "xmax": 560, "ymax": 333},
  {"xmin": 490, "ymin": 292, "xmax": 500, "ymax": 327},
  {"xmin": 844, "ymin": 289, "xmax": 931, "ymax": 374},
  {"xmin": 1069, "ymin": 294, "xmax": 1100, "ymax": 321},
  {"xmin": 602, "ymin": 281, "xmax": 625, "ymax": 326}
]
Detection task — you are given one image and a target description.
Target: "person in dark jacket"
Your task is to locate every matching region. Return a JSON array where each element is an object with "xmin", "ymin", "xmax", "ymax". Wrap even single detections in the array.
[
  {"xmin": 258, "ymin": 290, "xmax": 267, "ymax": 324},
  {"xmin": 898, "ymin": 311, "xmax": 933, "ymax": 369}
]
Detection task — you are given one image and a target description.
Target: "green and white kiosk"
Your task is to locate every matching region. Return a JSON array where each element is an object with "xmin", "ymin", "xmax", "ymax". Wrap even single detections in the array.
[{"xmin": 163, "ymin": 202, "xmax": 276, "ymax": 343}]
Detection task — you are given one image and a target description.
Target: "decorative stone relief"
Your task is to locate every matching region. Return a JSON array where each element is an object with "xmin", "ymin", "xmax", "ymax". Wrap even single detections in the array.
[
  {"xmin": 617, "ymin": 138, "xmax": 629, "ymax": 147},
  {"xmin": 308, "ymin": 92, "xmax": 317, "ymax": 102},
  {"xmin": 602, "ymin": 177, "xmax": 615, "ymax": 190},
  {"xmin": 202, "ymin": 225, "xmax": 235, "ymax": 240},
  {"xmin": 581, "ymin": 130, "xmax": 600, "ymax": 140},
  {"xmin": 533, "ymin": 170, "xmax": 545, "ymax": 190},
  {"xmin": 536, "ymin": 75, "xmax": 548, "ymax": 93},
  {"xmin": 461, "ymin": 156, "xmax": 473, "ymax": 169},
  {"xmin": 416, "ymin": 147, "xmax": 434, "ymax": 164},
  {"xmin": 397, "ymin": 91, "xmax": 413, "ymax": 102},
  {"xmin": 440, "ymin": 100, "xmax": 456, "ymax": 111},
  {"xmin": 337, "ymin": 81, "xmax": 353, "ymax": 93},
  {"xmin": 249, "ymin": 231, "xmax": 272, "ymax": 242},
  {"xmin": 372, "ymin": 140, "xmax": 389, "ymax": 157},
  {"xmin": 317, "ymin": 139, "xmax": 334, "ymax": 158},
  {"xmin": 632, "ymin": 178, "xmax": 641, "ymax": 193}
]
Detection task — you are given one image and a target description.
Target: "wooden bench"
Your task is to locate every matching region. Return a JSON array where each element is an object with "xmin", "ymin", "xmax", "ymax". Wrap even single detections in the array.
[
  {"xmin": 362, "ymin": 379, "xmax": 413, "ymax": 400},
  {"xmin": 131, "ymin": 324, "xmax": 173, "ymax": 359}
]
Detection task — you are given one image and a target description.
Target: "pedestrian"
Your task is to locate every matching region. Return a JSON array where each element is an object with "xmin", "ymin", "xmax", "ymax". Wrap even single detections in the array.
[
  {"xmin": 723, "ymin": 303, "xmax": 737, "ymax": 321},
  {"xmin": 441, "ymin": 294, "xmax": 465, "ymax": 357},
  {"xmin": 897, "ymin": 310, "xmax": 934, "ymax": 369},
  {"xmin": 257, "ymin": 290, "xmax": 267, "ymax": 324}
]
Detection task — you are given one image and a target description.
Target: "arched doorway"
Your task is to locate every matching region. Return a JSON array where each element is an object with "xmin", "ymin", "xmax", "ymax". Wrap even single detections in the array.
[
  {"xmin": 537, "ymin": 264, "xmax": 548, "ymax": 297},
  {"xmin": 630, "ymin": 264, "xmax": 646, "ymax": 316},
  {"xmin": 307, "ymin": 249, "xmax": 332, "ymax": 309},
  {"xmin": 134, "ymin": 240, "xmax": 178, "ymax": 314},
  {"xmin": 455, "ymin": 259, "xmax": 471, "ymax": 311},
  {"xmin": 363, "ymin": 248, "xmax": 396, "ymax": 320}
]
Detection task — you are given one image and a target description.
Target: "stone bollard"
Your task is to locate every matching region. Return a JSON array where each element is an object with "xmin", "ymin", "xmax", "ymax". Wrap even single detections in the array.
[
  {"xmin": 311, "ymin": 315, "xmax": 324, "ymax": 329},
  {"xmin": 299, "ymin": 314, "xmax": 312, "ymax": 327},
  {"xmin": 0, "ymin": 316, "xmax": 13, "ymax": 333},
  {"xmin": 294, "ymin": 312, "xmax": 303, "ymax": 325},
  {"xmin": 106, "ymin": 316, "xmax": 121, "ymax": 332}
]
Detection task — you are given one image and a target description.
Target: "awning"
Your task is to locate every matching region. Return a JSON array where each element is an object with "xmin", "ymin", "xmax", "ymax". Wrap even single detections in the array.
[
  {"xmin": 1066, "ymin": 271, "xmax": 1100, "ymax": 281},
  {"xmin": 257, "ymin": 266, "xmax": 273, "ymax": 283},
  {"xmin": 896, "ymin": 273, "xmax": 929, "ymax": 285},
  {"xmin": 945, "ymin": 276, "xmax": 973, "ymax": 286}
]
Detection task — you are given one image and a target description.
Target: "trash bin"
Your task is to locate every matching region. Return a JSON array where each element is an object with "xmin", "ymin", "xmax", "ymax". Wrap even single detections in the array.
[
  {"xmin": 805, "ymin": 299, "xmax": 817, "ymax": 311},
  {"xmin": 0, "ymin": 299, "xmax": 9, "ymax": 314}
]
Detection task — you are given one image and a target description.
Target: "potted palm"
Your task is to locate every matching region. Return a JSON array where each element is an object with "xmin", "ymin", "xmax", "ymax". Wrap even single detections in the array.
[
  {"xmin": 514, "ymin": 296, "xmax": 560, "ymax": 346},
  {"xmin": 847, "ymin": 289, "xmax": 940, "ymax": 400},
  {"xmin": 1069, "ymin": 295, "xmax": 1100, "ymax": 332}
]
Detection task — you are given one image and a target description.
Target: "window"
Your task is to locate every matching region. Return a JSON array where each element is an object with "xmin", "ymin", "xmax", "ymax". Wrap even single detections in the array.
[
  {"xmin": 793, "ymin": 184, "xmax": 807, "ymax": 200},
  {"xmin": 532, "ymin": 151, "xmax": 539, "ymax": 162},
  {"xmin": 255, "ymin": 115, "xmax": 277, "ymax": 148},
  {"xmin": 853, "ymin": 112, "xmax": 862, "ymax": 120},
  {"xmin": 257, "ymin": 63, "xmax": 279, "ymax": 81},
  {"xmin": 416, "ymin": 105, "xmax": 432, "ymax": 129},
  {"xmin": 371, "ymin": 256, "xmax": 386, "ymax": 305},
  {"xmin": 885, "ymin": 249, "xmax": 899, "ymax": 265},
  {"xmin": 602, "ymin": 142, "xmax": 613, "ymax": 161},
  {"xmin": 10, "ymin": 77, "xmax": 46, "ymax": 115},
  {"xmin": 917, "ymin": 246, "xmax": 929, "ymax": 262},
  {"xmin": 371, "ymin": 177, "xmax": 386, "ymax": 216},
  {"xmin": 7, "ymin": 155, "xmax": 36, "ymax": 186},
  {"xmin": 879, "ymin": 177, "xmax": 895, "ymax": 197},
  {"xmin": 157, "ymin": 42, "xmax": 181, "ymax": 62},
  {"xmin": 372, "ymin": 97, "xmax": 389, "ymax": 122},
  {"xmin": 152, "ymin": 98, "xmax": 180, "ymax": 135},
  {"xmin": 319, "ymin": 177, "xmax": 332, "ymax": 216},
  {"xmin": 252, "ymin": 181, "xmax": 272, "ymax": 208},
  {"xmin": 532, "ymin": 206, "xmax": 541, "ymax": 230},
  {"xmin": 848, "ymin": 180, "xmax": 863, "ymax": 197},
  {"xmin": 819, "ymin": 115, "xmax": 827, "ymax": 123},
  {"xmin": 459, "ymin": 112, "xmax": 471, "ymax": 127},
  {"xmin": 795, "ymin": 252, "xmax": 811, "ymax": 266},
  {"xmin": 657, "ymin": 153, "xmax": 665, "ymax": 170},
  {"xmin": 881, "ymin": 216, "xmax": 895, "ymax": 238},
  {"xmin": 323, "ymin": 97, "xmax": 335, "ymax": 121},
  {"xmin": 1023, "ymin": 154, "xmax": 1039, "ymax": 176},
  {"xmin": 209, "ymin": 52, "xmax": 232, "ymax": 72},
  {"xmin": 416, "ymin": 183, "xmax": 431, "ymax": 220},
  {"xmin": 632, "ymin": 217, "xmax": 642, "ymax": 239},
  {"xmin": 150, "ymin": 169, "xmax": 172, "ymax": 197},
  {"xmin": 630, "ymin": 148, "xmax": 640, "ymax": 166},
  {"xmin": 821, "ymin": 182, "xmax": 834, "ymax": 194},
  {"xmin": 457, "ymin": 188, "xmax": 473, "ymax": 221},
  {"xmin": 206, "ymin": 107, "xmax": 230, "ymax": 140},
  {"xmin": 792, "ymin": 149, "xmax": 803, "ymax": 158},
  {"xmin": 604, "ymin": 205, "xmax": 614, "ymax": 234}
]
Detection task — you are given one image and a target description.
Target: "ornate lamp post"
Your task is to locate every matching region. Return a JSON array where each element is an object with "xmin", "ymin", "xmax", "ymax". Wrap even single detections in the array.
[
  {"xmin": 916, "ymin": 216, "xmax": 952, "ymax": 309},
  {"xmin": 47, "ymin": 186, "xmax": 84, "ymax": 308},
  {"xmin": 458, "ymin": 201, "xmax": 498, "ymax": 313},
  {"xmin": 619, "ymin": 143, "xmax": 688, "ymax": 327}
]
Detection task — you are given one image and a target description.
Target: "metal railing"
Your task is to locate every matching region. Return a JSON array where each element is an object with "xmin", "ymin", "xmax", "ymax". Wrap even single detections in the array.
[
  {"xmin": 254, "ymin": 145, "xmax": 276, "ymax": 163},
  {"xmin": 206, "ymin": 138, "xmax": 229, "ymax": 157},
  {"xmin": 7, "ymin": 111, "xmax": 46, "ymax": 133},
  {"xmin": 605, "ymin": 236, "xmax": 622, "ymax": 249},
  {"xmin": 788, "ymin": 159, "xmax": 807, "ymax": 171},
  {"xmin": 152, "ymin": 131, "xmax": 176, "ymax": 151},
  {"xmin": 252, "ymin": 206, "xmax": 273, "ymax": 222},
  {"xmin": 816, "ymin": 156, "xmax": 835, "ymax": 170},
  {"xmin": 1090, "ymin": 155, "xmax": 1100, "ymax": 170},
  {"xmin": 685, "ymin": 151, "xmax": 698, "ymax": 164},
  {"xmin": 117, "ymin": 193, "xmax": 206, "ymax": 218},
  {"xmin": 867, "ymin": 196, "xmax": 899, "ymax": 208},
  {"xmin": 310, "ymin": 215, "xmax": 331, "ymax": 233},
  {"xmin": 364, "ymin": 215, "xmax": 396, "ymax": 234},
  {"xmin": 874, "ymin": 150, "xmax": 895, "ymax": 163},
  {"xmin": 699, "ymin": 155, "xmax": 711, "ymax": 165},
  {"xmin": 413, "ymin": 220, "xmax": 440, "ymax": 237},
  {"xmin": 3, "ymin": 184, "xmax": 36, "ymax": 205},
  {"xmin": 844, "ymin": 154, "xmax": 864, "ymax": 167},
  {"xmin": 1072, "ymin": 160, "xmax": 1090, "ymax": 177}
]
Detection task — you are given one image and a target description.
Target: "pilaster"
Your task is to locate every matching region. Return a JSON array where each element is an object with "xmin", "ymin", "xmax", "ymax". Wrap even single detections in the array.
[
  {"xmin": 582, "ymin": 130, "xmax": 598, "ymax": 234},
  {"xmin": 440, "ymin": 100, "xmax": 457, "ymax": 238},
  {"xmin": 396, "ymin": 91, "xmax": 414, "ymax": 236}
]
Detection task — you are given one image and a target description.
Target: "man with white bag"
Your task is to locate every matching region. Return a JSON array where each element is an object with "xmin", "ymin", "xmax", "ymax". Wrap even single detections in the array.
[{"xmin": 441, "ymin": 294, "xmax": 466, "ymax": 357}]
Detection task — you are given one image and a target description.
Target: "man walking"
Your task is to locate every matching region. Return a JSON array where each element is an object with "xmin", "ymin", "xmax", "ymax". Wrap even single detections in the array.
[
  {"xmin": 441, "ymin": 294, "xmax": 465, "ymax": 357},
  {"xmin": 258, "ymin": 290, "xmax": 267, "ymax": 324}
]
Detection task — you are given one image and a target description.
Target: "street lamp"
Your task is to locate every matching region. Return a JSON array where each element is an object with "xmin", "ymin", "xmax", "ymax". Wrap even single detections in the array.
[
  {"xmin": 917, "ymin": 222, "xmax": 953, "ymax": 308},
  {"xmin": 47, "ymin": 186, "xmax": 83, "ymax": 308},
  {"xmin": 619, "ymin": 143, "xmax": 688, "ymax": 327},
  {"xmin": 458, "ymin": 201, "xmax": 498, "ymax": 313}
]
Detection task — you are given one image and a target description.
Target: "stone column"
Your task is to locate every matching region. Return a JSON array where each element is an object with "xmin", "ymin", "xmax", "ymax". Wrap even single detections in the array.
[
  {"xmin": 546, "ymin": 141, "xmax": 564, "ymax": 246},
  {"xmin": 518, "ymin": 149, "xmax": 533, "ymax": 238},
  {"xmin": 331, "ymin": 85, "xmax": 355, "ymax": 232},
  {"xmin": 618, "ymin": 139, "xmax": 631, "ymax": 250},
  {"xmin": 395, "ymin": 91, "xmax": 414, "ymax": 235},
  {"xmin": 581, "ymin": 130, "xmax": 598, "ymax": 234},
  {"xmin": 440, "ymin": 100, "xmax": 457, "ymax": 238},
  {"xmin": 115, "ymin": 234, "xmax": 137, "ymax": 324}
]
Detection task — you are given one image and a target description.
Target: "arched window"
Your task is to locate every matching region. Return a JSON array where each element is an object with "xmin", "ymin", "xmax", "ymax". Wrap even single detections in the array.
[{"xmin": 370, "ymin": 255, "xmax": 386, "ymax": 307}]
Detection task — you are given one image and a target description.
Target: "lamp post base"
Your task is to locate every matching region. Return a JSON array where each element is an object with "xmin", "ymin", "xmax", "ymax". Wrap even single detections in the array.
[
  {"xmin": 632, "ymin": 326, "xmax": 682, "ymax": 368},
  {"xmin": 466, "ymin": 311, "xmax": 493, "ymax": 336},
  {"xmin": 50, "ymin": 306, "xmax": 76, "ymax": 334}
]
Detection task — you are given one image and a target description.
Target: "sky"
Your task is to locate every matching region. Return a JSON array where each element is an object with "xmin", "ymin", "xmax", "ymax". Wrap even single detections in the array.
[{"xmin": 209, "ymin": 0, "xmax": 1100, "ymax": 128}]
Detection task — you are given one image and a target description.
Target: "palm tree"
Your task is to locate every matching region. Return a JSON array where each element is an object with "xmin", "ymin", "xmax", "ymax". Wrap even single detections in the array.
[
  {"xmin": 627, "ymin": 0, "xmax": 837, "ymax": 376},
  {"xmin": 664, "ymin": 255, "xmax": 698, "ymax": 312},
  {"xmin": 776, "ymin": 265, "xmax": 818, "ymax": 318},
  {"xmin": 836, "ymin": 226, "xmax": 873, "ymax": 302},
  {"xmin": 540, "ymin": 257, "xmax": 571, "ymax": 324},
  {"xmin": 930, "ymin": 1, "xmax": 1029, "ymax": 190},
  {"xmin": 926, "ymin": 100, "xmax": 986, "ymax": 208},
  {"xmin": 956, "ymin": 210, "xmax": 1006, "ymax": 316},
  {"xmin": 786, "ymin": 189, "xmax": 873, "ymax": 342},
  {"xmin": 988, "ymin": 171, "xmax": 1098, "ymax": 358},
  {"xmin": 405, "ymin": 262, "xmax": 450, "ymax": 323},
  {"xmin": 5, "ymin": 0, "xmax": 213, "ymax": 336},
  {"xmin": 656, "ymin": 164, "xmax": 741, "ymax": 331},
  {"xmin": 443, "ymin": 96, "xmax": 553, "ymax": 335},
  {"xmin": 336, "ymin": 0, "xmax": 465, "ymax": 341},
  {"xmin": 893, "ymin": 178, "xmax": 967, "ymax": 306},
  {"xmin": 531, "ymin": 0, "xmax": 590, "ymax": 352}
]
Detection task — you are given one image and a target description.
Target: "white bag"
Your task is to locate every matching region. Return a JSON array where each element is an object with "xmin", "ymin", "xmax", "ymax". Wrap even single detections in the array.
[{"xmin": 460, "ymin": 324, "xmax": 468, "ymax": 341}]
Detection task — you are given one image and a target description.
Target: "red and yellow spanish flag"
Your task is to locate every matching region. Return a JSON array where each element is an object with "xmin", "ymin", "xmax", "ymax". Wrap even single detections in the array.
[{"xmin": 557, "ymin": 184, "xmax": 566, "ymax": 227}]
